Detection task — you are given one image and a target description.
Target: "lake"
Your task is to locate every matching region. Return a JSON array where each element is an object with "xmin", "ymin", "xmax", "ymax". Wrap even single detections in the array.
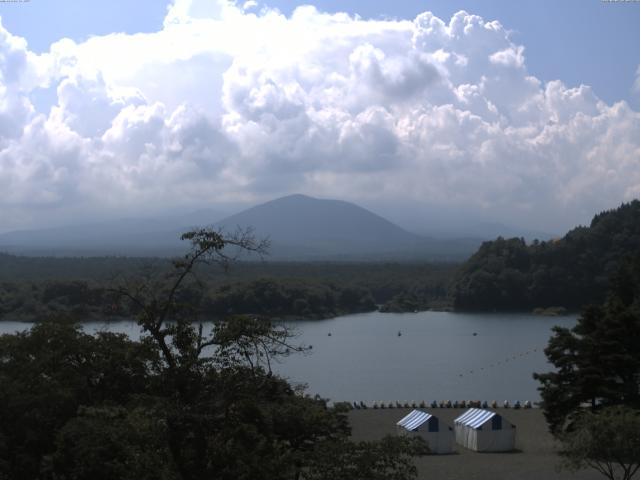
[{"xmin": 0, "ymin": 311, "xmax": 575, "ymax": 404}]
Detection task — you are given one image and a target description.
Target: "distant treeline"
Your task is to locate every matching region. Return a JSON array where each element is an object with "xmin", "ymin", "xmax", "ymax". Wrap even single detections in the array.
[
  {"xmin": 451, "ymin": 200, "xmax": 640, "ymax": 311},
  {"xmin": 0, "ymin": 259, "xmax": 455, "ymax": 321},
  {"xmin": 6, "ymin": 200, "xmax": 639, "ymax": 320}
]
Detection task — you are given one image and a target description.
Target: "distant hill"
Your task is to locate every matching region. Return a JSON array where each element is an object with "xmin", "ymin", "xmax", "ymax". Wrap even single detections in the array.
[
  {"xmin": 451, "ymin": 200, "xmax": 640, "ymax": 311},
  {"xmin": 0, "ymin": 195, "xmax": 481, "ymax": 260},
  {"xmin": 217, "ymin": 194, "xmax": 419, "ymax": 257},
  {"xmin": 0, "ymin": 210, "xmax": 224, "ymax": 256},
  {"xmin": 215, "ymin": 194, "xmax": 478, "ymax": 260}
]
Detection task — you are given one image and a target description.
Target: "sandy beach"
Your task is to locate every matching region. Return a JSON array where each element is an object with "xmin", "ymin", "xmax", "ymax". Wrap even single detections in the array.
[{"xmin": 349, "ymin": 408, "xmax": 601, "ymax": 480}]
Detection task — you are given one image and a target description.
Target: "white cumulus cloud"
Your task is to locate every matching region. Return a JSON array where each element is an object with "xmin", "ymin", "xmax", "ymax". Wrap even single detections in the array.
[{"xmin": 0, "ymin": 0, "xmax": 639, "ymax": 232}]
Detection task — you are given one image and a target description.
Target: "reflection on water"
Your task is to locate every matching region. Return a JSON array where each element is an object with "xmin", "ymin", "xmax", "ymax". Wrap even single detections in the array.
[{"xmin": 0, "ymin": 311, "xmax": 575, "ymax": 403}]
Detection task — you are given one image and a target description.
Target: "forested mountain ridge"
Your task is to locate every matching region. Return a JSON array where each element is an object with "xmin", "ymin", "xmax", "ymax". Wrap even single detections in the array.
[{"xmin": 451, "ymin": 200, "xmax": 640, "ymax": 311}]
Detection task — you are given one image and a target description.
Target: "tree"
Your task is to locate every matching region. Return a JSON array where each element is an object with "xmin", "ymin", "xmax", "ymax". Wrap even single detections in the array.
[
  {"xmin": 110, "ymin": 227, "xmax": 270, "ymax": 375},
  {"xmin": 534, "ymin": 255, "xmax": 640, "ymax": 434},
  {"xmin": 76, "ymin": 227, "xmax": 425, "ymax": 480},
  {"xmin": 0, "ymin": 322, "xmax": 158, "ymax": 479},
  {"xmin": 51, "ymin": 405, "xmax": 176, "ymax": 480},
  {"xmin": 452, "ymin": 201, "xmax": 640, "ymax": 311},
  {"xmin": 302, "ymin": 436, "xmax": 429, "ymax": 480},
  {"xmin": 559, "ymin": 406, "xmax": 640, "ymax": 480},
  {"xmin": 0, "ymin": 228, "xmax": 428, "ymax": 480}
]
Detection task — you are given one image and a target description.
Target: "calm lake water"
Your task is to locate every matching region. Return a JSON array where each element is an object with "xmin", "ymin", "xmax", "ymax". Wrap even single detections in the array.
[{"xmin": 0, "ymin": 311, "xmax": 576, "ymax": 404}]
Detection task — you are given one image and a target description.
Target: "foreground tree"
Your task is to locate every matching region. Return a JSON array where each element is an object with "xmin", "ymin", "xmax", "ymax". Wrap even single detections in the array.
[
  {"xmin": 303, "ymin": 436, "xmax": 429, "ymax": 480},
  {"xmin": 534, "ymin": 255, "xmax": 640, "ymax": 433},
  {"xmin": 559, "ymin": 406, "xmax": 640, "ymax": 480},
  {"xmin": 0, "ymin": 322, "xmax": 158, "ymax": 479},
  {"xmin": 1, "ymin": 228, "xmax": 428, "ymax": 480}
]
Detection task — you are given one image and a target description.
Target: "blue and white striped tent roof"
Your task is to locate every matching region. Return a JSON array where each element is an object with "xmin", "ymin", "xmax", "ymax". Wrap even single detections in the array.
[
  {"xmin": 397, "ymin": 410, "xmax": 433, "ymax": 431},
  {"xmin": 454, "ymin": 408, "xmax": 497, "ymax": 429}
]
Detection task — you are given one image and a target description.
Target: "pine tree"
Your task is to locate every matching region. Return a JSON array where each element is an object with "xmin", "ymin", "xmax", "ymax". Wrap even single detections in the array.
[{"xmin": 534, "ymin": 255, "xmax": 640, "ymax": 434}]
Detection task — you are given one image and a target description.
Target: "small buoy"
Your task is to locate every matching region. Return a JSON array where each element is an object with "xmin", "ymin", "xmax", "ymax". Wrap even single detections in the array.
[
  {"xmin": 397, "ymin": 331, "xmax": 402, "ymax": 336},
  {"xmin": 328, "ymin": 332, "xmax": 332, "ymax": 336},
  {"xmin": 473, "ymin": 332, "xmax": 478, "ymax": 336}
]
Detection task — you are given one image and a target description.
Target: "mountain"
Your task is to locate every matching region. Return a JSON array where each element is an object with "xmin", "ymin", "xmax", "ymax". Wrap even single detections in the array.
[
  {"xmin": 451, "ymin": 200, "xmax": 640, "ymax": 311},
  {"xmin": 0, "ymin": 209, "xmax": 224, "ymax": 256},
  {"xmin": 216, "ymin": 194, "xmax": 417, "ymax": 256},
  {"xmin": 0, "ymin": 195, "xmax": 480, "ymax": 260},
  {"xmin": 215, "ymin": 194, "xmax": 479, "ymax": 260}
]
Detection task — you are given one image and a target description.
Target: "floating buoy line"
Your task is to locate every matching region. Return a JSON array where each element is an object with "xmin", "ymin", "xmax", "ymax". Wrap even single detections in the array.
[
  {"xmin": 457, "ymin": 346, "xmax": 541, "ymax": 378},
  {"xmin": 344, "ymin": 399, "xmax": 534, "ymax": 410}
]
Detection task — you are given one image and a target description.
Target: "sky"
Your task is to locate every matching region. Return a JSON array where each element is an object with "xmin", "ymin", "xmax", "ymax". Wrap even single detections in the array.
[{"xmin": 0, "ymin": 0, "xmax": 639, "ymax": 234}]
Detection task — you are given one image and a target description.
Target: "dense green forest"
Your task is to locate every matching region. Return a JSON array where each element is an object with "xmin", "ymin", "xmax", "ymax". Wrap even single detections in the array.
[
  {"xmin": 0, "ymin": 257, "xmax": 455, "ymax": 321},
  {"xmin": 451, "ymin": 201, "xmax": 640, "ymax": 311}
]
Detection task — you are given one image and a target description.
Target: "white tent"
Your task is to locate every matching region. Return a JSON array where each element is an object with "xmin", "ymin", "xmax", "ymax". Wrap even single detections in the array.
[
  {"xmin": 454, "ymin": 408, "xmax": 516, "ymax": 452},
  {"xmin": 396, "ymin": 410, "xmax": 454, "ymax": 454}
]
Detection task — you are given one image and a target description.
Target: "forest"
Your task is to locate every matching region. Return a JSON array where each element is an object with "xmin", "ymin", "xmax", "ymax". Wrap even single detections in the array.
[
  {"xmin": 2, "ymin": 201, "xmax": 640, "ymax": 323},
  {"xmin": 451, "ymin": 200, "xmax": 640, "ymax": 311},
  {"xmin": 0, "ymin": 257, "xmax": 454, "ymax": 322}
]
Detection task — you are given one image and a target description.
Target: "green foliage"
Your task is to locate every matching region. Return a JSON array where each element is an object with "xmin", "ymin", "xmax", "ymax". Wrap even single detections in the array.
[
  {"xmin": 204, "ymin": 279, "xmax": 376, "ymax": 319},
  {"xmin": 559, "ymin": 406, "xmax": 640, "ymax": 480},
  {"xmin": 0, "ymin": 322, "xmax": 158, "ymax": 479},
  {"xmin": 0, "ymin": 260, "xmax": 456, "ymax": 321},
  {"xmin": 302, "ymin": 435, "xmax": 429, "ymax": 480},
  {"xmin": 452, "ymin": 200, "xmax": 640, "ymax": 311},
  {"xmin": 0, "ymin": 229, "xmax": 427, "ymax": 480},
  {"xmin": 52, "ymin": 406, "xmax": 176, "ymax": 480},
  {"xmin": 534, "ymin": 255, "xmax": 640, "ymax": 434}
]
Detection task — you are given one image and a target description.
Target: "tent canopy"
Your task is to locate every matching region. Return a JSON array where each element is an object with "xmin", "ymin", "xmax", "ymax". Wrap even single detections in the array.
[
  {"xmin": 397, "ymin": 410, "xmax": 433, "ymax": 431},
  {"xmin": 454, "ymin": 408, "xmax": 499, "ymax": 429}
]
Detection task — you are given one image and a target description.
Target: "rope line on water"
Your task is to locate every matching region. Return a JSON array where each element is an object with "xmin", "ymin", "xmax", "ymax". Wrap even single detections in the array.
[{"xmin": 457, "ymin": 345, "xmax": 542, "ymax": 378}]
